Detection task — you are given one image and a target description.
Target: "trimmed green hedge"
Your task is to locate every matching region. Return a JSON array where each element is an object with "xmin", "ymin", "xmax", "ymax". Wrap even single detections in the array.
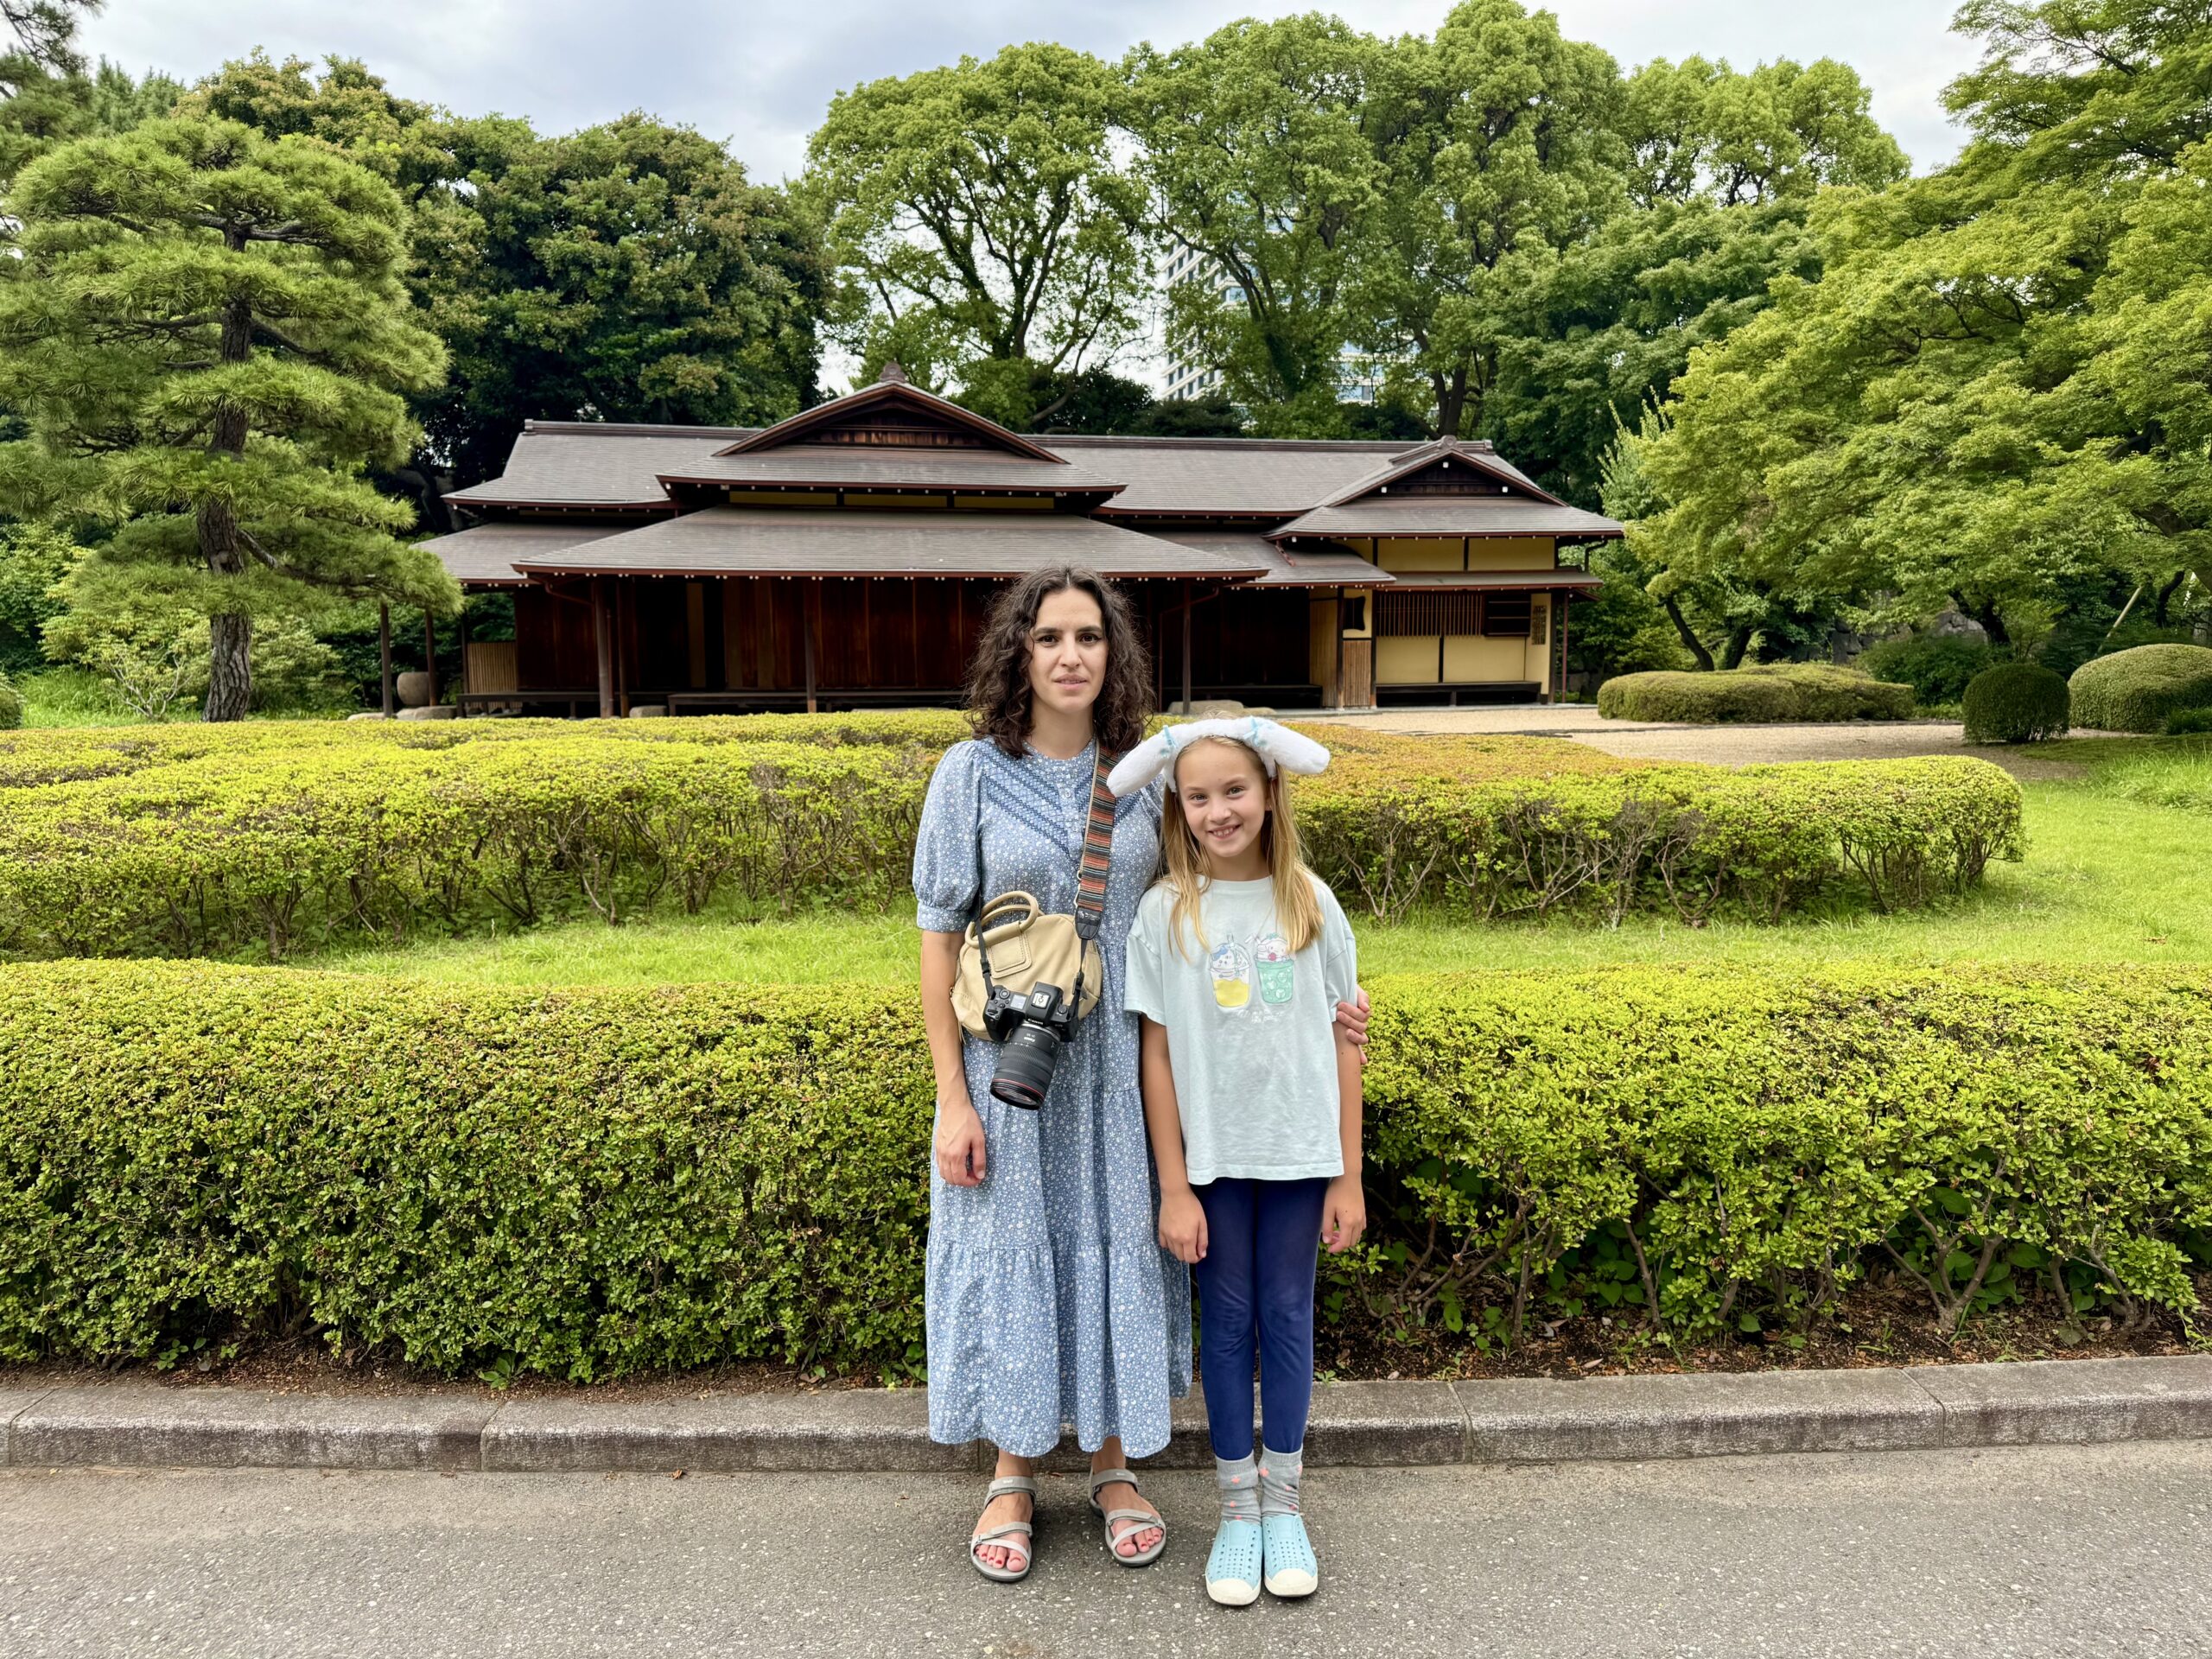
[
  {"xmin": 2069, "ymin": 644, "xmax": 2212, "ymax": 734},
  {"xmin": 1597, "ymin": 664, "xmax": 1915, "ymax": 723},
  {"xmin": 0, "ymin": 960, "xmax": 2203, "ymax": 1377},
  {"xmin": 0, "ymin": 721, "xmax": 2024, "ymax": 956},
  {"xmin": 1962, "ymin": 662, "xmax": 2069, "ymax": 744}
]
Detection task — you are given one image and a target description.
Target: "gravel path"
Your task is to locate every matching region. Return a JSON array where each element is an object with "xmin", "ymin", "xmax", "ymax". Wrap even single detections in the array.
[{"xmin": 1307, "ymin": 706, "xmax": 2089, "ymax": 778}]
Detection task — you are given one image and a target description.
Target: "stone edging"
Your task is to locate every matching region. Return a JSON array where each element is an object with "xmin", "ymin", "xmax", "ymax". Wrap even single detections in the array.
[{"xmin": 2, "ymin": 1355, "xmax": 2206, "ymax": 1475}]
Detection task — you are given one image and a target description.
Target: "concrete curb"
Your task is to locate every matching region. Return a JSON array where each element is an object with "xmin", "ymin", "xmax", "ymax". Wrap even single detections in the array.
[{"xmin": 3, "ymin": 1357, "xmax": 2207, "ymax": 1475}]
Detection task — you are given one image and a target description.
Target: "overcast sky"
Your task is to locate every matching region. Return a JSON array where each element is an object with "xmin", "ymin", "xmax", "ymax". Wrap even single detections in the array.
[{"xmin": 85, "ymin": 1, "xmax": 1983, "ymax": 183}]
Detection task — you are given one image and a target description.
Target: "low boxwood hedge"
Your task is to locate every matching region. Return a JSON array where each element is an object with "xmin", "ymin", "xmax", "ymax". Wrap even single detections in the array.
[
  {"xmin": 0, "ymin": 721, "xmax": 2024, "ymax": 956},
  {"xmin": 2069, "ymin": 644, "xmax": 2212, "ymax": 734},
  {"xmin": 0, "ymin": 960, "xmax": 2202, "ymax": 1377},
  {"xmin": 1598, "ymin": 664, "xmax": 1915, "ymax": 723}
]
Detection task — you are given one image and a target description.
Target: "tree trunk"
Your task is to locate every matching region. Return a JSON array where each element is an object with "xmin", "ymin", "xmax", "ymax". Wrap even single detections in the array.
[
  {"xmin": 1719, "ymin": 624, "xmax": 1754, "ymax": 671},
  {"xmin": 2154, "ymin": 569, "xmax": 2188, "ymax": 626},
  {"xmin": 1659, "ymin": 594, "xmax": 1716, "ymax": 671},
  {"xmin": 1949, "ymin": 590, "xmax": 2011, "ymax": 648},
  {"xmin": 205, "ymin": 612, "xmax": 252, "ymax": 722}
]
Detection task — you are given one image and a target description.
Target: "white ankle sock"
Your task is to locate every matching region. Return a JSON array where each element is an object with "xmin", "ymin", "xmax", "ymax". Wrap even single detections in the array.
[{"xmin": 1215, "ymin": 1453, "xmax": 1260, "ymax": 1523}]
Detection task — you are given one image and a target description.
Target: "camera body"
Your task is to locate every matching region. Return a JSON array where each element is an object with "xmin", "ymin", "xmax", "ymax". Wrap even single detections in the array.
[{"xmin": 982, "ymin": 981, "xmax": 1076, "ymax": 1109}]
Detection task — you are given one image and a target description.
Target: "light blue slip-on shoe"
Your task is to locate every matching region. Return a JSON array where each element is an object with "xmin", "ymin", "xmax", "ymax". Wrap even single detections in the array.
[
  {"xmin": 1205, "ymin": 1517, "xmax": 1263, "ymax": 1606},
  {"xmin": 1262, "ymin": 1511, "xmax": 1319, "ymax": 1598}
]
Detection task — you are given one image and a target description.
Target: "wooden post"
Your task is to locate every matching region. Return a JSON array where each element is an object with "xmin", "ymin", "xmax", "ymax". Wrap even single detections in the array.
[
  {"xmin": 593, "ymin": 578, "xmax": 614, "ymax": 719},
  {"xmin": 1558, "ymin": 592, "xmax": 1571, "ymax": 703},
  {"xmin": 423, "ymin": 612, "xmax": 439, "ymax": 709},
  {"xmin": 378, "ymin": 603, "xmax": 394, "ymax": 716},
  {"xmin": 1180, "ymin": 583, "xmax": 1193, "ymax": 714},
  {"xmin": 456, "ymin": 603, "xmax": 469, "ymax": 709},
  {"xmin": 803, "ymin": 582, "xmax": 818, "ymax": 715}
]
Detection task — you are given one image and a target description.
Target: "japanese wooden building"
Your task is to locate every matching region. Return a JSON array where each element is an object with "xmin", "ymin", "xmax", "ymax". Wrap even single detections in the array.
[{"xmin": 423, "ymin": 366, "xmax": 1620, "ymax": 715}]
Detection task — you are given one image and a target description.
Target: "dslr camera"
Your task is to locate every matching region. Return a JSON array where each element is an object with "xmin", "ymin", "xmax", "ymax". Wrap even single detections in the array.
[{"xmin": 982, "ymin": 981, "xmax": 1077, "ymax": 1109}]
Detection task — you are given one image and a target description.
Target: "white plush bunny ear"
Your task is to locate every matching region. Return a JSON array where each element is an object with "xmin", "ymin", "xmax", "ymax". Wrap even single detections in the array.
[{"xmin": 1106, "ymin": 716, "xmax": 1330, "ymax": 797}]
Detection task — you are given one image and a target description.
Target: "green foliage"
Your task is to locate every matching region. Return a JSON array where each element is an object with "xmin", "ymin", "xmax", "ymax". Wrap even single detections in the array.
[
  {"xmin": 2069, "ymin": 643, "xmax": 2212, "ymax": 734},
  {"xmin": 804, "ymin": 42, "xmax": 1142, "ymax": 424},
  {"xmin": 0, "ymin": 519, "xmax": 74, "ymax": 673},
  {"xmin": 2165, "ymin": 708, "xmax": 2212, "ymax": 736},
  {"xmin": 1859, "ymin": 633, "xmax": 1998, "ymax": 706},
  {"xmin": 0, "ymin": 115, "xmax": 457, "ymax": 721},
  {"xmin": 0, "ymin": 718, "xmax": 2018, "ymax": 958},
  {"xmin": 1962, "ymin": 661, "xmax": 2070, "ymax": 743},
  {"xmin": 1628, "ymin": 1, "xmax": 2212, "ymax": 664},
  {"xmin": 417, "ymin": 114, "xmax": 827, "ymax": 488},
  {"xmin": 1352, "ymin": 0, "xmax": 1624, "ymax": 441},
  {"xmin": 1597, "ymin": 664, "xmax": 1914, "ymax": 724},
  {"xmin": 0, "ymin": 959, "xmax": 2201, "ymax": 1375},
  {"xmin": 1124, "ymin": 14, "xmax": 1379, "ymax": 433},
  {"xmin": 0, "ymin": 669, "xmax": 19, "ymax": 729}
]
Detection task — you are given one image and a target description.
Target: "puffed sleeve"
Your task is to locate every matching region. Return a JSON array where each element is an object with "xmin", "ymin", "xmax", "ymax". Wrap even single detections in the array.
[
  {"xmin": 1124, "ymin": 885, "xmax": 1169, "ymax": 1024},
  {"xmin": 913, "ymin": 741, "xmax": 983, "ymax": 933}
]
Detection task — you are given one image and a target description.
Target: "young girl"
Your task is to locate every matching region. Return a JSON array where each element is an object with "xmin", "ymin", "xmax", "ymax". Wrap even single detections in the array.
[{"xmin": 1110, "ymin": 718, "xmax": 1366, "ymax": 1606}]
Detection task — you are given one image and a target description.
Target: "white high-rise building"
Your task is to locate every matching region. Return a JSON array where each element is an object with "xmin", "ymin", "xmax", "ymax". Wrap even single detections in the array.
[{"xmin": 1157, "ymin": 246, "xmax": 1397, "ymax": 408}]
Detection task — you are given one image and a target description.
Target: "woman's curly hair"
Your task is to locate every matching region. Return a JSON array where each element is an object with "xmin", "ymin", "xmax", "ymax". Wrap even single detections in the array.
[{"xmin": 967, "ymin": 565, "xmax": 1154, "ymax": 759}]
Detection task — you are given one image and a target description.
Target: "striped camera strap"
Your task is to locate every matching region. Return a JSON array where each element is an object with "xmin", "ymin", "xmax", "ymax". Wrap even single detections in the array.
[{"xmin": 1074, "ymin": 751, "xmax": 1118, "ymax": 942}]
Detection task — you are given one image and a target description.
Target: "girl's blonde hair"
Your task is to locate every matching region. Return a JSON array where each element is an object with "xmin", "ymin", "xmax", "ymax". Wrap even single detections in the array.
[{"xmin": 1160, "ymin": 735, "xmax": 1325, "ymax": 960}]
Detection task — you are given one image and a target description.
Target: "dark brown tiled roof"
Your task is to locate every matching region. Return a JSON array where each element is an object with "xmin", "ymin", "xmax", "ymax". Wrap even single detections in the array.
[
  {"xmin": 416, "ymin": 520, "xmax": 627, "ymax": 585},
  {"xmin": 1376, "ymin": 569, "xmax": 1605, "ymax": 591},
  {"xmin": 1146, "ymin": 531, "xmax": 1395, "ymax": 587},
  {"xmin": 715, "ymin": 378, "xmax": 1065, "ymax": 462},
  {"xmin": 509, "ymin": 507, "xmax": 1267, "ymax": 580},
  {"xmin": 447, "ymin": 424, "xmax": 740, "ymax": 509},
  {"xmin": 658, "ymin": 442, "xmax": 1123, "ymax": 494},
  {"xmin": 1047, "ymin": 437, "xmax": 1407, "ymax": 517},
  {"xmin": 1274, "ymin": 499, "xmax": 1623, "ymax": 540}
]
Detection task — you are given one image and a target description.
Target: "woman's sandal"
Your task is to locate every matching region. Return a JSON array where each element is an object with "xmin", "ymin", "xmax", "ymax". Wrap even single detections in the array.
[
  {"xmin": 1205, "ymin": 1516, "xmax": 1264, "ymax": 1605},
  {"xmin": 1088, "ymin": 1467, "xmax": 1167, "ymax": 1567},
  {"xmin": 968, "ymin": 1475, "xmax": 1039, "ymax": 1583},
  {"xmin": 1261, "ymin": 1511, "xmax": 1319, "ymax": 1599}
]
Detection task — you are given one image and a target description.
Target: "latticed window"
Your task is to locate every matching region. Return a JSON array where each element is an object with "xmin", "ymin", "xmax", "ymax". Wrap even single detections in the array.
[
  {"xmin": 1484, "ymin": 594, "xmax": 1532, "ymax": 637},
  {"xmin": 1376, "ymin": 591, "xmax": 1483, "ymax": 634}
]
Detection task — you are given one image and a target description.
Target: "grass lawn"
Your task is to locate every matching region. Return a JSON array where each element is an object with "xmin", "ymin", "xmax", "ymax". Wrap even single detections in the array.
[{"xmin": 307, "ymin": 766, "xmax": 2211, "ymax": 986}]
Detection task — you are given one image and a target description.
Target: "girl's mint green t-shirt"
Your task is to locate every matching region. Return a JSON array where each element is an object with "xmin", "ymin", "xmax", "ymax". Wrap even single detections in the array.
[{"xmin": 1123, "ymin": 870, "xmax": 1358, "ymax": 1185}]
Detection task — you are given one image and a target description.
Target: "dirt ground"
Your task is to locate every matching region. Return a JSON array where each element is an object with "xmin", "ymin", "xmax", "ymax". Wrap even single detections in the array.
[{"xmin": 1306, "ymin": 706, "xmax": 2092, "ymax": 779}]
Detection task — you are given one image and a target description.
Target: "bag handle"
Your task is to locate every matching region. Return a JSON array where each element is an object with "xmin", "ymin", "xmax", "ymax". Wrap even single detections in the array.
[{"xmin": 972, "ymin": 749, "xmax": 1121, "ymax": 988}]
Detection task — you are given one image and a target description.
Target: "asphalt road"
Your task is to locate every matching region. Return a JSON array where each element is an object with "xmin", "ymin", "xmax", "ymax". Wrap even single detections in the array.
[{"xmin": 3, "ymin": 1442, "xmax": 2208, "ymax": 1658}]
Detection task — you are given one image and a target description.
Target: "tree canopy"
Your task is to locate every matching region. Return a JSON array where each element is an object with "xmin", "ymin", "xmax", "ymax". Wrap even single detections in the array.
[
  {"xmin": 0, "ymin": 117, "xmax": 454, "ymax": 719},
  {"xmin": 805, "ymin": 41, "xmax": 1145, "ymax": 429}
]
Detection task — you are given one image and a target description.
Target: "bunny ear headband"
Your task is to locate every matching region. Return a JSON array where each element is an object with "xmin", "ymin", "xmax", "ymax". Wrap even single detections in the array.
[{"xmin": 1106, "ymin": 715, "xmax": 1331, "ymax": 798}]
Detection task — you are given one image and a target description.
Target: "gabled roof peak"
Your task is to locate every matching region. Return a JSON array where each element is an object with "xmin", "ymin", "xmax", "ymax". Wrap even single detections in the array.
[{"xmin": 714, "ymin": 374, "xmax": 1064, "ymax": 463}]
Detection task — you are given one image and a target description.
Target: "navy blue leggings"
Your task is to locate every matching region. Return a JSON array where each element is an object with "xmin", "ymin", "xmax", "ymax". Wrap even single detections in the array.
[{"xmin": 1192, "ymin": 1176, "xmax": 1329, "ymax": 1461}]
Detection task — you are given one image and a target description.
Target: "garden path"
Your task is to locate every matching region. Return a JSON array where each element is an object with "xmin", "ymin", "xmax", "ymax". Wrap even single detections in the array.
[{"xmin": 4, "ymin": 1443, "xmax": 2202, "ymax": 1656}]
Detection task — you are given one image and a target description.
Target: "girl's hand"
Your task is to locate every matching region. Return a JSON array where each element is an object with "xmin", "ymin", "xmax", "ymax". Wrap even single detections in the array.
[
  {"xmin": 934, "ymin": 1098, "xmax": 988, "ymax": 1187},
  {"xmin": 1321, "ymin": 1175, "xmax": 1366, "ymax": 1255},
  {"xmin": 1158, "ymin": 1187, "xmax": 1208, "ymax": 1265},
  {"xmin": 1333, "ymin": 988, "xmax": 1373, "ymax": 1069}
]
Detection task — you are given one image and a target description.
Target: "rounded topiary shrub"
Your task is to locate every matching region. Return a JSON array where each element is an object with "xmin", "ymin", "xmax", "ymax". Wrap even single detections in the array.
[
  {"xmin": 1597, "ymin": 664, "xmax": 1910, "ymax": 723},
  {"xmin": 1962, "ymin": 662, "xmax": 2069, "ymax": 743},
  {"xmin": 0, "ymin": 672, "xmax": 21, "ymax": 732},
  {"xmin": 2068, "ymin": 643, "xmax": 2212, "ymax": 733}
]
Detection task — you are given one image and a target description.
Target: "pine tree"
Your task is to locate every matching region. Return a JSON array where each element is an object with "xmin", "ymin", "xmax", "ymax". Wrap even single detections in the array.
[{"xmin": 0, "ymin": 116, "xmax": 454, "ymax": 718}]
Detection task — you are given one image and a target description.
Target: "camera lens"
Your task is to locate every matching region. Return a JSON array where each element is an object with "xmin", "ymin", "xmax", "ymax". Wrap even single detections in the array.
[{"xmin": 989, "ymin": 1020, "xmax": 1063, "ymax": 1109}]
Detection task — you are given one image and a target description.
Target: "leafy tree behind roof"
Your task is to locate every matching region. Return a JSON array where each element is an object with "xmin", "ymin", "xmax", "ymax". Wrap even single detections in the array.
[
  {"xmin": 0, "ymin": 116, "xmax": 456, "ymax": 720},
  {"xmin": 806, "ymin": 41, "xmax": 1146, "ymax": 430}
]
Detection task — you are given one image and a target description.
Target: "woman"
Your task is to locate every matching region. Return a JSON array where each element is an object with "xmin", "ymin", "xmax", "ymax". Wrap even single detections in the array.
[{"xmin": 913, "ymin": 565, "xmax": 1369, "ymax": 1582}]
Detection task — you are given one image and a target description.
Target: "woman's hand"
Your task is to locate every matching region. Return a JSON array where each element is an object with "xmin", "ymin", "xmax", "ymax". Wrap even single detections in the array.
[
  {"xmin": 1321, "ymin": 1174, "xmax": 1366, "ymax": 1255},
  {"xmin": 1332, "ymin": 988, "xmax": 1373, "ymax": 1069},
  {"xmin": 935, "ymin": 1098, "xmax": 988, "ymax": 1187},
  {"xmin": 1158, "ymin": 1186, "xmax": 1208, "ymax": 1265}
]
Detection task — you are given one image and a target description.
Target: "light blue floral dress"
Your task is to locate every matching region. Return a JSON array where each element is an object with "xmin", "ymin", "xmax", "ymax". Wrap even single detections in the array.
[{"xmin": 914, "ymin": 737, "xmax": 1192, "ymax": 1458}]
